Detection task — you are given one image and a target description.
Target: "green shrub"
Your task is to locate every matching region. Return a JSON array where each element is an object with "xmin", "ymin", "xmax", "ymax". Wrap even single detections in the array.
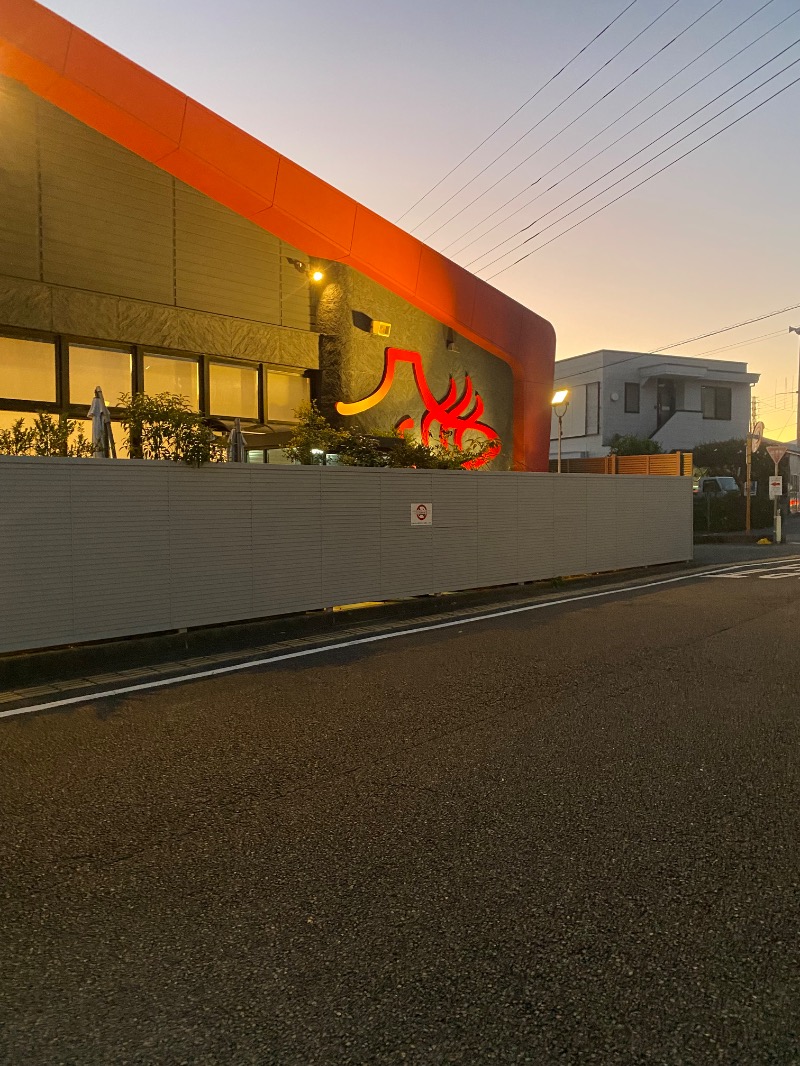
[
  {"xmin": 693, "ymin": 494, "xmax": 775, "ymax": 533},
  {"xmin": 0, "ymin": 414, "xmax": 94, "ymax": 457},
  {"xmin": 117, "ymin": 392, "xmax": 224, "ymax": 465}
]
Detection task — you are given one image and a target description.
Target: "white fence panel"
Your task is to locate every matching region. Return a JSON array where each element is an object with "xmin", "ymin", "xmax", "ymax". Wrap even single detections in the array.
[{"xmin": 0, "ymin": 458, "xmax": 693, "ymax": 654}]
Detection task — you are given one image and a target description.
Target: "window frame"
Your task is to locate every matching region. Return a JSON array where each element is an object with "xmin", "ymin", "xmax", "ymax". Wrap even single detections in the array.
[
  {"xmin": 0, "ymin": 328, "xmax": 60, "ymax": 410},
  {"xmin": 701, "ymin": 385, "xmax": 732, "ymax": 421},
  {"xmin": 624, "ymin": 382, "xmax": 640, "ymax": 414},
  {"xmin": 207, "ymin": 356, "xmax": 263, "ymax": 422},
  {"xmin": 265, "ymin": 366, "xmax": 312, "ymax": 424}
]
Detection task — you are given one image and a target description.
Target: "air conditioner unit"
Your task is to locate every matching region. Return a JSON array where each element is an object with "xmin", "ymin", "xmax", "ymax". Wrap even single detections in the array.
[{"xmin": 370, "ymin": 320, "xmax": 391, "ymax": 338}]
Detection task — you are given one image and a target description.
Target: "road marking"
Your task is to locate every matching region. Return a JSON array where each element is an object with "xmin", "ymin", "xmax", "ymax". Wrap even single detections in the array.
[
  {"xmin": 709, "ymin": 561, "xmax": 800, "ymax": 580},
  {"xmin": 3, "ymin": 556, "xmax": 800, "ymax": 720}
]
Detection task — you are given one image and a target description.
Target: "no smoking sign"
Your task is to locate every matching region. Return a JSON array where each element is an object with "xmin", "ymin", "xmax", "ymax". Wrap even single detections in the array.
[{"xmin": 411, "ymin": 502, "xmax": 433, "ymax": 526}]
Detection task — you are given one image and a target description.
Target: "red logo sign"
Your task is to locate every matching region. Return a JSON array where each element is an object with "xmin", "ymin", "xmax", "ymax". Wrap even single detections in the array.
[
  {"xmin": 335, "ymin": 347, "xmax": 500, "ymax": 469},
  {"xmin": 416, "ymin": 504, "xmax": 428, "ymax": 521}
]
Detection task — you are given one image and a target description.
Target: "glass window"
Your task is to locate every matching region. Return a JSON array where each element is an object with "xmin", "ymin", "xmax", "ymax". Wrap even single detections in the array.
[
  {"xmin": 143, "ymin": 353, "xmax": 200, "ymax": 408},
  {"xmin": 586, "ymin": 381, "xmax": 600, "ymax": 435},
  {"xmin": 702, "ymin": 386, "xmax": 732, "ymax": 420},
  {"xmin": 0, "ymin": 336, "xmax": 56, "ymax": 402},
  {"xmin": 69, "ymin": 345, "xmax": 132, "ymax": 408},
  {"xmin": 624, "ymin": 382, "xmax": 640, "ymax": 413},
  {"xmin": 267, "ymin": 371, "xmax": 310, "ymax": 422},
  {"xmin": 209, "ymin": 361, "xmax": 259, "ymax": 419}
]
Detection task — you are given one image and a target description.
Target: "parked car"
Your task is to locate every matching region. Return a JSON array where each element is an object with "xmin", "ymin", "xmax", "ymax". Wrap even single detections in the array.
[{"xmin": 693, "ymin": 476, "xmax": 741, "ymax": 496}]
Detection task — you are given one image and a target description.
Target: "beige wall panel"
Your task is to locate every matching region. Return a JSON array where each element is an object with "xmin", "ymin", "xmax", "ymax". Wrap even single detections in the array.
[
  {"xmin": 0, "ymin": 80, "xmax": 40, "ymax": 281},
  {"xmin": 379, "ymin": 470, "xmax": 435, "ymax": 599},
  {"xmin": 38, "ymin": 105, "xmax": 174, "ymax": 305},
  {"xmin": 517, "ymin": 475, "xmax": 556, "ymax": 582},
  {"xmin": 251, "ymin": 467, "xmax": 324, "ymax": 616},
  {"xmin": 0, "ymin": 460, "xmax": 693, "ymax": 654}
]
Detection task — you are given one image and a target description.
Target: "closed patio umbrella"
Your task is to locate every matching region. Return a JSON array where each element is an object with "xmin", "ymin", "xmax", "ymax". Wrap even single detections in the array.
[
  {"xmin": 87, "ymin": 386, "xmax": 116, "ymax": 458},
  {"xmin": 227, "ymin": 417, "xmax": 248, "ymax": 463}
]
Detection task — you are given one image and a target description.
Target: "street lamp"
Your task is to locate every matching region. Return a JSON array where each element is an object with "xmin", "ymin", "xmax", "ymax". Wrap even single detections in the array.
[{"xmin": 551, "ymin": 389, "xmax": 570, "ymax": 473}]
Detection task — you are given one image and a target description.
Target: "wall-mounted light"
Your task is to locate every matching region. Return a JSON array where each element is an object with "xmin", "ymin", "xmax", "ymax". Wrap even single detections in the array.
[
  {"xmin": 446, "ymin": 328, "xmax": 459, "ymax": 353},
  {"xmin": 286, "ymin": 257, "xmax": 325, "ymax": 282}
]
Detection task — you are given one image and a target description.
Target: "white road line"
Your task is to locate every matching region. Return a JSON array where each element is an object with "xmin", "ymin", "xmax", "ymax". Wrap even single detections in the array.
[{"xmin": 3, "ymin": 557, "xmax": 800, "ymax": 720}]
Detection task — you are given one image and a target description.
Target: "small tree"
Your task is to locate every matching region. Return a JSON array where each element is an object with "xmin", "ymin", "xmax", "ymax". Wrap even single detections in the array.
[
  {"xmin": 693, "ymin": 437, "xmax": 788, "ymax": 495},
  {"xmin": 31, "ymin": 413, "xmax": 94, "ymax": 457},
  {"xmin": 0, "ymin": 418, "xmax": 35, "ymax": 456},
  {"xmin": 283, "ymin": 403, "xmax": 500, "ymax": 469},
  {"xmin": 0, "ymin": 414, "xmax": 93, "ymax": 457},
  {"xmin": 608, "ymin": 434, "xmax": 663, "ymax": 456},
  {"xmin": 117, "ymin": 392, "xmax": 224, "ymax": 465},
  {"xmin": 283, "ymin": 402, "xmax": 351, "ymax": 465}
]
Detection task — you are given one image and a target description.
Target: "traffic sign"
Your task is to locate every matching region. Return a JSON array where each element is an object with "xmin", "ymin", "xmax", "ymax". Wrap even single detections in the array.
[
  {"xmin": 411, "ymin": 502, "xmax": 432, "ymax": 526},
  {"xmin": 769, "ymin": 476, "xmax": 783, "ymax": 499},
  {"xmin": 750, "ymin": 421, "xmax": 764, "ymax": 453},
  {"xmin": 767, "ymin": 444, "xmax": 788, "ymax": 466}
]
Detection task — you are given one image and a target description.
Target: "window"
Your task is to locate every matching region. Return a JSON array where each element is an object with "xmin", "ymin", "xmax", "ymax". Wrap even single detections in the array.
[
  {"xmin": 267, "ymin": 370, "xmax": 309, "ymax": 422},
  {"xmin": 209, "ymin": 361, "xmax": 259, "ymax": 419},
  {"xmin": 0, "ymin": 336, "xmax": 56, "ymax": 402},
  {"xmin": 586, "ymin": 381, "xmax": 600, "ymax": 435},
  {"xmin": 69, "ymin": 345, "xmax": 132, "ymax": 408},
  {"xmin": 143, "ymin": 353, "xmax": 199, "ymax": 408},
  {"xmin": 702, "ymin": 386, "xmax": 732, "ymax": 420},
  {"xmin": 624, "ymin": 382, "xmax": 640, "ymax": 413}
]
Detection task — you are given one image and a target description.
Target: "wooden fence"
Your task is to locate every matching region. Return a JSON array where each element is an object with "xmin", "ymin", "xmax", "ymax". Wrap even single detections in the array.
[{"xmin": 551, "ymin": 452, "xmax": 693, "ymax": 476}]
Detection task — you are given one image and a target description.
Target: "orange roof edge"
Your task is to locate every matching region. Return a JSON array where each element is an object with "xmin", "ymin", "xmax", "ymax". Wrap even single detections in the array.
[{"xmin": 0, "ymin": 0, "xmax": 556, "ymax": 470}]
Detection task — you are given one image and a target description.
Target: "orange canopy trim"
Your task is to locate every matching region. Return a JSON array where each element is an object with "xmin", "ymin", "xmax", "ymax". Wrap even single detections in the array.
[{"xmin": 0, "ymin": 0, "xmax": 556, "ymax": 469}]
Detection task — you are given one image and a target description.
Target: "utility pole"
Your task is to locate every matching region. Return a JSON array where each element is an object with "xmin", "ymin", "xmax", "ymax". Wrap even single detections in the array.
[
  {"xmin": 791, "ymin": 327, "xmax": 800, "ymax": 447},
  {"xmin": 746, "ymin": 394, "xmax": 757, "ymax": 533}
]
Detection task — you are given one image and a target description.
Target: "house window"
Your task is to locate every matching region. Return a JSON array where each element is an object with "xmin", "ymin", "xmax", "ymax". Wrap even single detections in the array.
[
  {"xmin": 209, "ymin": 361, "xmax": 259, "ymax": 419},
  {"xmin": 143, "ymin": 353, "xmax": 200, "ymax": 409},
  {"xmin": 702, "ymin": 386, "xmax": 732, "ymax": 420},
  {"xmin": 586, "ymin": 381, "xmax": 600, "ymax": 435},
  {"xmin": 69, "ymin": 345, "xmax": 132, "ymax": 408},
  {"xmin": 624, "ymin": 382, "xmax": 640, "ymax": 413},
  {"xmin": 267, "ymin": 370, "xmax": 309, "ymax": 422},
  {"xmin": 0, "ymin": 335, "xmax": 57, "ymax": 402}
]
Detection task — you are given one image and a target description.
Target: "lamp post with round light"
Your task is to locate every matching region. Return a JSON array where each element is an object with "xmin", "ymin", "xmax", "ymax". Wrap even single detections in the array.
[{"xmin": 551, "ymin": 389, "xmax": 570, "ymax": 473}]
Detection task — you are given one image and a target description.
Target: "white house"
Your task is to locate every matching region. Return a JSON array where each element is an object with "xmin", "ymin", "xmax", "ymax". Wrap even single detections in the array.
[{"xmin": 550, "ymin": 350, "xmax": 759, "ymax": 459}]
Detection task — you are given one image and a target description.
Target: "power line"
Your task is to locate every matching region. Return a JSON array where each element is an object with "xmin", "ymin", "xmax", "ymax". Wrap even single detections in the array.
[
  {"xmin": 445, "ymin": 0, "xmax": 787, "ymax": 260},
  {"xmin": 409, "ymin": 0, "xmax": 685, "ymax": 234},
  {"xmin": 469, "ymin": 37, "xmax": 800, "ymax": 270},
  {"xmin": 651, "ymin": 305, "xmax": 800, "ymax": 353},
  {"xmin": 394, "ymin": 0, "xmax": 641, "ymax": 225},
  {"xmin": 693, "ymin": 329, "xmax": 786, "ymax": 357},
  {"xmin": 422, "ymin": 0, "xmax": 727, "ymax": 243},
  {"xmin": 552, "ymin": 310, "xmax": 800, "ymax": 389},
  {"xmin": 484, "ymin": 60, "xmax": 800, "ymax": 279}
]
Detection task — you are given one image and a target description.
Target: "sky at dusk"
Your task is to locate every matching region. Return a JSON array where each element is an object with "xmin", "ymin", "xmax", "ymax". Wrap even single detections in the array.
[{"xmin": 45, "ymin": 0, "xmax": 800, "ymax": 439}]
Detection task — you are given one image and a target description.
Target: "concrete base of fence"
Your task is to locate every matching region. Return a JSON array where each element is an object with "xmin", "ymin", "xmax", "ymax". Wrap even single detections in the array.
[{"xmin": 0, "ymin": 457, "xmax": 694, "ymax": 655}]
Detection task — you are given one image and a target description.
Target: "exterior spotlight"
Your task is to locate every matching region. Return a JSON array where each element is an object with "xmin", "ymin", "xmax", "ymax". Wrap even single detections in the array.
[
  {"xmin": 311, "ymin": 269, "xmax": 325, "ymax": 282},
  {"xmin": 550, "ymin": 389, "xmax": 571, "ymax": 474}
]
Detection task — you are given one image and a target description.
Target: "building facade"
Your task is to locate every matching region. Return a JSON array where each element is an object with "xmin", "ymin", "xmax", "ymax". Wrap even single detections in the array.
[
  {"xmin": 0, "ymin": 1, "xmax": 555, "ymax": 471},
  {"xmin": 550, "ymin": 350, "xmax": 759, "ymax": 460}
]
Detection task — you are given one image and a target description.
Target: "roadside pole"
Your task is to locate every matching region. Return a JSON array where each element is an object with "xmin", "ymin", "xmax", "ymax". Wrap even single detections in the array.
[
  {"xmin": 747, "ymin": 417, "xmax": 764, "ymax": 534},
  {"xmin": 767, "ymin": 444, "xmax": 788, "ymax": 544}
]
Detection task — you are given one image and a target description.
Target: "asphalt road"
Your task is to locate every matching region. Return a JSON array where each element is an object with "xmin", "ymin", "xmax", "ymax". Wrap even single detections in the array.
[{"xmin": 2, "ymin": 562, "xmax": 799, "ymax": 1064}]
